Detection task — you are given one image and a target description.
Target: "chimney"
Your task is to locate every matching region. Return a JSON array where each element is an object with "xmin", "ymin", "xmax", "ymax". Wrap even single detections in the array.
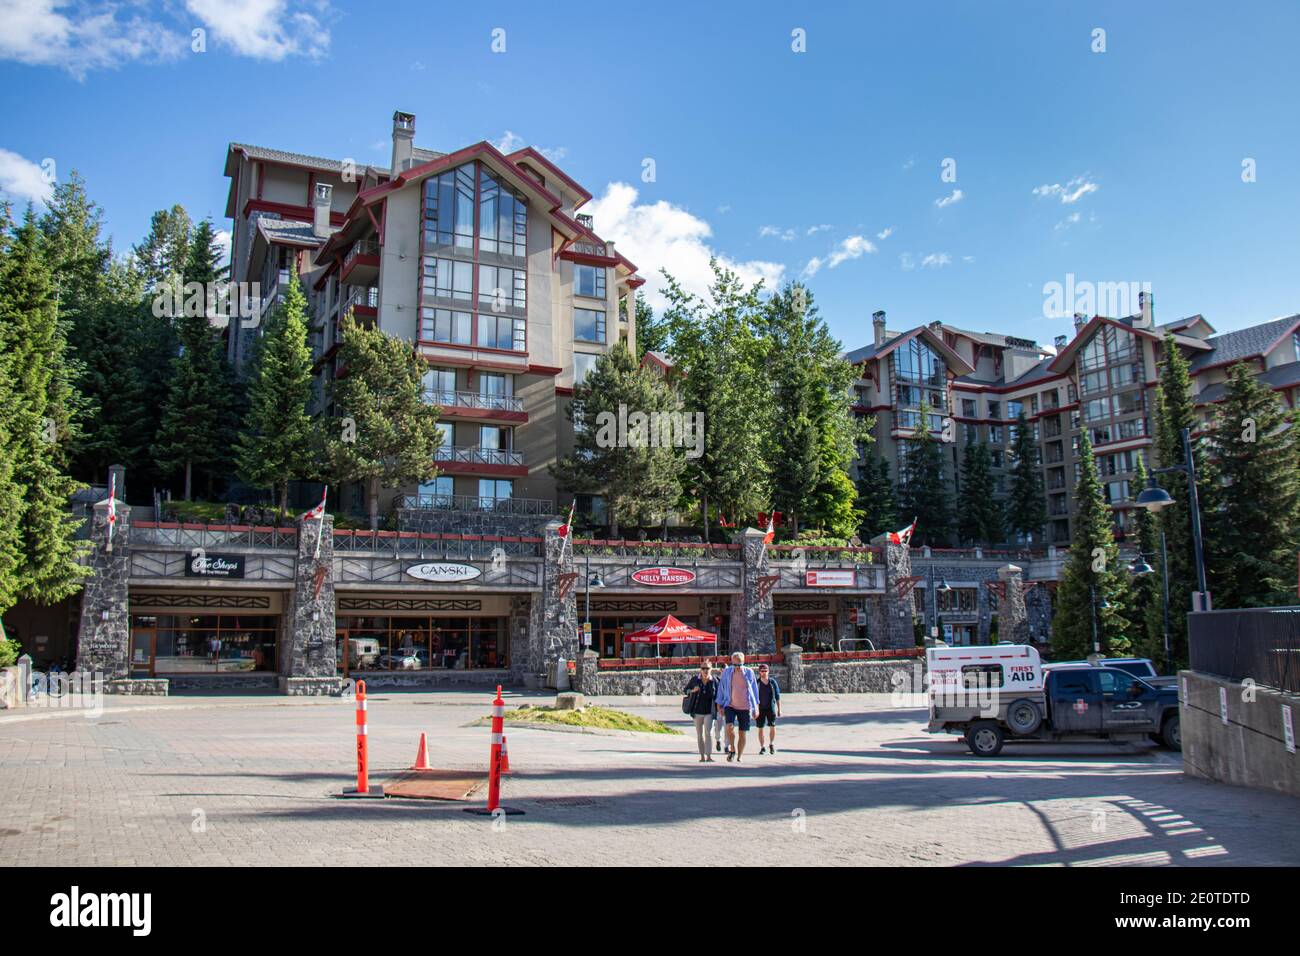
[
  {"xmin": 312, "ymin": 182, "xmax": 333, "ymax": 238},
  {"xmin": 1073, "ymin": 312, "xmax": 1087, "ymax": 333},
  {"xmin": 1137, "ymin": 290, "xmax": 1154, "ymax": 328},
  {"xmin": 391, "ymin": 110, "xmax": 415, "ymax": 174},
  {"xmin": 1054, "ymin": 334, "xmax": 1067, "ymax": 351},
  {"xmin": 872, "ymin": 310, "xmax": 886, "ymax": 347}
]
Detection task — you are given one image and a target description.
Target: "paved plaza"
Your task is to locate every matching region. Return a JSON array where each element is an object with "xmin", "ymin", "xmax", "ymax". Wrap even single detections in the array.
[{"xmin": 2, "ymin": 689, "xmax": 1298, "ymax": 867}]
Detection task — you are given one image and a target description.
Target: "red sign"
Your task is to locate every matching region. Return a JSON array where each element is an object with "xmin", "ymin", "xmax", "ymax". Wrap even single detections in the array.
[
  {"xmin": 806, "ymin": 569, "xmax": 855, "ymax": 588},
  {"xmin": 787, "ymin": 614, "xmax": 834, "ymax": 628},
  {"xmin": 1073, "ymin": 698, "xmax": 1088, "ymax": 715},
  {"xmin": 630, "ymin": 566, "xmax": 697, "ymax": 587}
]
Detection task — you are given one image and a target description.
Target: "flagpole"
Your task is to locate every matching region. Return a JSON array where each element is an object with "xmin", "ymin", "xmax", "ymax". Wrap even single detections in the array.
[{"xmin": 313, "ymin": 488, "xmax": 327, "ymax": 560}]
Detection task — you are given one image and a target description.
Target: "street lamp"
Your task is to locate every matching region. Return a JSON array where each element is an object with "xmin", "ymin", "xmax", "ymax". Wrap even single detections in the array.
[
  {"xmin": 932, "ymin": 571, "xmax": 951, "ymax": 642},
  {"xmin": 1135, "ymin": 425, "xmax": 1210, "ymax": 609},
  {"xmin": 1129, "ymin": 530, "xmax": 1172, "ymax": 673},
  {"xmin": 1088, "ymin": 584, "xmax": 1108, "ymax": 655},
  {"xmin": 583, "ymin": 555, "xmax": 605, "ymax": 650}
]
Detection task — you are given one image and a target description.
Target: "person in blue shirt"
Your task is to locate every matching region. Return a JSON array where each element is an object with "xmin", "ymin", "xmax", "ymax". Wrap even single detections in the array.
[
  {"xmin": 755, "ymin": 663, "xmax": 782, "ymax": 754},
  {"xmin": 714, "ymin": 651, "xmax": 761, "ymax": 762}
]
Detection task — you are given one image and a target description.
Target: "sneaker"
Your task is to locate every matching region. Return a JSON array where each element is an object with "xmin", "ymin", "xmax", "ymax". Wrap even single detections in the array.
[
  {"xmin": 770, "ymin": 745, "xmax": 777, "ymax": 754},
  {"xmin": 759, "ymin": 746, "xmax": 766, "ymax": 754},
  {"xmin": 715, "ymin": 741, "xmax": 721, "ymax": 752},
  {"xmin": 726, "ymin": 751, "xmax": 734, "ymax": 762}
]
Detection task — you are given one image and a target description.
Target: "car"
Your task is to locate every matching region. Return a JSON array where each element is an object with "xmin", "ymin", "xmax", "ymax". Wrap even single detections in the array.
[
  {"xmin": 378, "ymin": 652, "xmax": 421, "ymax": 670},
  {"xmin": 1046, "ymin": 656, "xmax": 1177, "ymax": 688},
  {"xmin": 926, "ymin": 644, "xmax": 1182, "ymax": 757}
]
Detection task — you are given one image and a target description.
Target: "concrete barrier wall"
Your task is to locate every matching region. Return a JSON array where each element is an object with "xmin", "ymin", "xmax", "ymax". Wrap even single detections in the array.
[
  {"xmin": 1181, "ymin": 670, "xmax": 1300, "ymax": 799},
  {"xmin": 574, "ymin": 656, "xmax": 921, "ymax": 698}
]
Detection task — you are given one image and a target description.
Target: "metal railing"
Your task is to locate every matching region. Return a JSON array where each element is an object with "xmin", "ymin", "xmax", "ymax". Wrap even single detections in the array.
[
  {"xmin": 435, "ymin": 445, "xmax": 524, "ymax": 468},
  {"xmin": 1189, "ymin": 607, "xmax": 1300, "ymax": 694},
  {"xmin": 768, "ymin": 544, "xmax": 881, "ymax": 565},
  {"xmin": 423, "ymin": 389, "xmax": 525, "ymax": 413},
  {"xmin": 395, "ymin": 493, "xmax": 553, "ymax": 516},
  {"xmin": 132, "ymin": 522, "xmax": 299, "ymax": 550},
  {"xmin": 343, "ymin": 239, "xmax": 379, "ymax": 267},
  {"xmin": 573, "ymin": 539, "xmax": 742, "ymax": 560},
  {"xmin": 340, "ymin": 286, "xmax": 378, "ymax": 314},
  {"xmin": 331, "ymin": 529, "xmax": 542, "ymax": 558}
]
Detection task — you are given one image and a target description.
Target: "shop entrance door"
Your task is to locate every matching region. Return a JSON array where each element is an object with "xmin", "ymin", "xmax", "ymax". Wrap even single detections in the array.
[
  {"xmin": 598, "ymin": 628, "xmax": 620, "ymax": 658},
  {"xmin": 129, "ymin": 624, "xmax": 156, "ymax": 678}
]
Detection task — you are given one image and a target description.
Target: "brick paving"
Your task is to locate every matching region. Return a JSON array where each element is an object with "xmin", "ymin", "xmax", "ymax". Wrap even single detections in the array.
[{"xmin": 2, "ymin": 689, "xmax": 1298, "ymax": 866}]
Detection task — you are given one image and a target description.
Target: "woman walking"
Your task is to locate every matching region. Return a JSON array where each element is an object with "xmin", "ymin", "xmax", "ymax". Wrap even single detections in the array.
[{"xmin": 684, "ymin": 662, "xmax": 720, "ymax": 762}]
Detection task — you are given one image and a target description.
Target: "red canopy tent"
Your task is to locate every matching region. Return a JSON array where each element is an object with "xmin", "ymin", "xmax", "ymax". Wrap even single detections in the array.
[{"xmin": 622, "ymin": 615, "xmax": 718, "ymax": 645}]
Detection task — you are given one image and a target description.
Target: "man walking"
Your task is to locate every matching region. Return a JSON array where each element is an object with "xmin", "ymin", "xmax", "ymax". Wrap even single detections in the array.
[
  {"xmin": 715, "ymin": 651, "xmax": 760, "ymax": 763},
  {"xmin": 755, "ymin": 663, "xmax": 782, "ymax": 754}
]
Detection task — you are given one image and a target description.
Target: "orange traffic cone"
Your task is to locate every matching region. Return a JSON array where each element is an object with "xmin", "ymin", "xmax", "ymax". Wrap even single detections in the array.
[
  {"xmin": 411, "ymin": 732, "xmax": 432, "ymax": 770},
  {"xmin": 500, "ymin": 734, "xmax": 511, "ymax": 775}
]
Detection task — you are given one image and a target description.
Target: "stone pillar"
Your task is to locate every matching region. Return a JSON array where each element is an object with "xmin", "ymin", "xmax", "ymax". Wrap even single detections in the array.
[
  {"xmin": 784, "ymin": 644, "xmax": 805, "ymax": 692},
  {"xmin": 508, "ymin": 595, "xmax": 531, "ymax": 683},
  {"xmin": 997, "ymin": 563, "xmax": 1029, "ymax": 646},
  {"xmin": 732, "ymin": 528, "xmax": 776, "ymax": 655},
  {"xmin": 76, "ymin": 498, "xmax": 132, "ymax": 685},
  {"xmin": 280, "ymin": 513, "xmax": 342, "ymax": 695},
  {"xmin": 574, "ymin": 648, "xmax": 600, "ymax": 696},
  {"xmin": 869, "ymin": 533, "xmax": 915, "ymax": 649},
  {"xmin": 531, "ymin": 519, "xmax": 577, "ymax": 688}
]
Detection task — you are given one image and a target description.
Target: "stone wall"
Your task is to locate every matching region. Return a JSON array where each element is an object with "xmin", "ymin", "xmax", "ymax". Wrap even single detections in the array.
[
  {"xmin": 1181, "ymin": 670, "xmax": 1300, "ymax": 799},
  {"xmin": 280, "ymin": 513, "xmax": 342, "ymax": 696},
  {"xmin": 75, "ymin": 499, "xmax": 132, "ymax": 682},
  {"xmin": 349, "ymin": 669, "xmax": 510, "ymax": 689}
]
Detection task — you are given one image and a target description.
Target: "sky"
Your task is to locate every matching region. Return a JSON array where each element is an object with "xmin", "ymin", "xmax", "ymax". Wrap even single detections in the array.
[{"xmin": 1, "ymin": 0, "xmax": 1298, "ymax": 352}]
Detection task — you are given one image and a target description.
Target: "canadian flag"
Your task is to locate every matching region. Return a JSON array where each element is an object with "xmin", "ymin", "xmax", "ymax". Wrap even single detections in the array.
[
  {"xmin": 888, "ymin": 518, "xmax": 917, "ymax": 546},
  {"xmin": 302, "ymin": 486, "xmax": 328, "ymax": 521},
  {"xmin": 106, "ymin": 474, "xmax": 118, "ymax": 541},
  {"xmin": 762, "ymin": 512, "xmax": 776, "ymax": 546},
  {"xmin": 557, "ymin": 501, "xmax": 575, "ymax": 539}
]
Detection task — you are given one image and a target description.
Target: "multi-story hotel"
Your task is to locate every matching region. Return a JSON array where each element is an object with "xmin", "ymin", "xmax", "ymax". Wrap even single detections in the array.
[
  {"xmin": 223, "ymin": 111, "xmax": 645, "ymax": 521},
  {"xmin": 847, "ymin": 299, "xmax": 1300, "ymax": 546}
]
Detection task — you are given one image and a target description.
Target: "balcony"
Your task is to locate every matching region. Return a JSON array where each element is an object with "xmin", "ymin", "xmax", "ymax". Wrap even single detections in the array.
[
  {"xmin": 424, "ymin": 389, "xmax": 527, "ymax": 422},
  {"xmin": 395, "ymin": 493, "xmax": 553, "ymax": 517},
  {"xmin": 434, "ymin": 445, "xmax": 527, "ymax": 477},
  {"xmin": 340, "ymin": 286, "xmax": 378, "ymax": 319},
  {"xmin": 256, "ymin": 267, "xmax": 289, "ymax": 322},
  {"xmin": 341, "ymin": 239, "xmax": 380, "ymax": 285}
]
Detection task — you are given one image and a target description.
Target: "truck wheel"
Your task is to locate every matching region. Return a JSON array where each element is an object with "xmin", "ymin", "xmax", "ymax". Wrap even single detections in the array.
[
  {"xmin": 1161, "ymin": 714, "xmax": 1181, "ymax": 751},
  {"xmin": 1005, "ymin": 698, "xmax": 1043, "ymax": 736},
  {"xmin": 966, "ymin": 721, "xmax": 1005, "ymax": 757}
]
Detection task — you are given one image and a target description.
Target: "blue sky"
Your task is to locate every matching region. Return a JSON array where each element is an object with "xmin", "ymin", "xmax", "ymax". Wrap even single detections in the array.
[{"xmin": 1, "ymin": 0, "xmax": 1298, "ymax": 350}]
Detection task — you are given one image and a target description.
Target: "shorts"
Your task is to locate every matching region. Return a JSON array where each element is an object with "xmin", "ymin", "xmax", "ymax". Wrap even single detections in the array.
[
  {"xmin": 755, "ymin": 709, "xmax": 777, "ymax": 728},
  {"xmin": 723, "ymin": 706, "xmax": 751, "ymax": 732}
]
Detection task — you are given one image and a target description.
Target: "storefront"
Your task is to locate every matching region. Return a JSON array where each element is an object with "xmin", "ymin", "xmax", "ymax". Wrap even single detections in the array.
[
  {"xmin": 127, "ymin": 590, "xmax": 285, "ymax": 678},
  {"xmin": 333, "ymin": 594, "xmax": 512, "ymax": 676},
  {"xmin": 581, "ymin": 595, "xmax": 731, "ymax": 659}
]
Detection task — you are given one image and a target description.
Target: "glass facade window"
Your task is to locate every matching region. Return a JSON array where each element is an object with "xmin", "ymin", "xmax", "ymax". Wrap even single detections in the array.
[
  {"xmin": 574, "ymin": 264, "xmax": 606, "ymax": 299},
  {"xmin": 422, "ymin": 256, "xmax": 474, "ymax": 303},
  {"xmin": 336, "ymin": 616, "xmax": 508, "ymax": 673},
  {"xmin": 478, "ymin": 312, "xmax": 526, "ymax": 351},
  {"xmin": 574, "ymin": 307, "xmax": 606, "ymax": 343},
  {"xmin": 131, "ymin": 614, "xmax": 278, "ymax": 675},
  {"xmin": 418, "ymin": 475, "xmax": 454, "ymax": 506},
  {"xmin": 892, "ymin": 337, "xmax": 947, "ymax": 386},
  {"xmin": 574, "ymin": 351, "xmax": 599, "ymax": 385},
  {"xmin": 420, "ymin": 307, "xmax": 472, "ymax": 346},
  {"xmin": 422, "ymin": 367, "xmax": 456, "ymax": 405},
  {"xmin": 423, "ymin": 164, "xmax": 477, "ymax": 250},
  {"xmin": 988, "ymin": 400, "xmax": 1001, "ymax": 419},
  {"xmin": 477, "ymin": 264, "xmax": 527, "ymax": 313},
  {"xmin": 477, "ymin": 166, "xmax": 528, "ymax": 257},
  {"xmin": 1006, "ymin": 400, "xmax": 1023, "ymax": 419},
  {"xmin": 479, "ymin": 478, "xmax": 513, "ymax": 508},
  {"xmin": 989, "ymin": 425, "xmax": 1004, "ymax": 444},
  {"xmin": 962, "ymin": 398, "xmax": 977, "ymax": 416}
]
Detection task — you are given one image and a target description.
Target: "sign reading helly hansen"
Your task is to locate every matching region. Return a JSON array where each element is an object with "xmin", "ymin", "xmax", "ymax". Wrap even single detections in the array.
[
  {"xmin": 806, "ymin": 569, "xmax": 855, "ymax": 588},
  {"xmin": 405, "ymin": 562, "xmax": 482, "ymax": 583},
  {"xmin": 630, "ymin": 566, "xmax": 696, "ymax": 586}
]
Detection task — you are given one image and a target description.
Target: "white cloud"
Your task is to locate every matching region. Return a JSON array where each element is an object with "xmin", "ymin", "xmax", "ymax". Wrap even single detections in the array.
[
  {"xmin": 1033, "ymin": 175, "xmax": 1099, "ymax": 204},
  {"xmin": 186, "ymin": 0, "xmax": 330, "ymax": 61},
  {"xmin": 759, "ymin": 225, "xmax": 796, "ymax": 242},
  {"xmin": 805, "ymin": 223, "xmax": 832, "ymax": 236},
  {"xmin": 0, "ymin": 0, "xmax": 185, "ymax": 78},
  {"xmin": 902, "ymin": 158, "xmax": 916, "ymax": 170},
  {"xmin": 876, "ymin": 227, "xmax": 893, "ymax": 240},
  {"xmin": 803, "ymin": 234, "xmax": 876, "ymax": 278},
  {"xmin": 491, "ymin": 131, "xmax": 525, "ymax": 153},
  {"xmin": 1054, "ymin": 211, "xmax": 1082, "ymax": 231},
  {"xmin": 934, "ymin": 189, "xmax": 964, "ymax": 209},
  {"xmin": 0, "ymin": 148, "xmax": 54, "ymax": 205},
  {"xmin": 583, "ymin": 182, "xmax": 784, "ymax": 311},
  {"xmin": 921, "ymin": 252, "xmax": 952, "ymax": 268},
  {"xmin": 213, "ymin": 228, "xmax": 232, "ymax": 266},
  {"xmin": 962, "ymin": 255, "xmax": 975, "ymax": 263},
  {"xmin": 539, "ymin": 145, "xmax": 568, "ymax": 162}
]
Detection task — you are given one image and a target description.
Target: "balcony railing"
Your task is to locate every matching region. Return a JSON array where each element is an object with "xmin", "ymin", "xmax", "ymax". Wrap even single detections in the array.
[
  {"xmin": 258, "ymin": 267, "xmax": 290, "ymax": 318},
  {"xmin": 332, "ymin": 529, "xmax": 542, "ymax": 558},
  {"xmin": 132, "ymin": 522, "xmax": 299, "ymax": 550},
  {"xmin": 435, "ymin": 445, "xmax": 524, "ymax": 468},
  {"xmin": 340, "ymin": 286, "xmax": 378, "ymax": 314},
  {"xmin": 343, "ymin": 239, "xmax": 379, "ymax": 268},
  {"xmin": 571, "ymin": 240, "xmax": 606, "ymax": 256},
  {"xmin": 573, "ymin": 539, "xmax": 742, "ymax": 560},
  {"xmin": 395, "ymin": 494, "xmax": 554, "ymax": 517},
  {"xmin": 424, "ymin": 389, "xmax": 525, "ymax": 413}
]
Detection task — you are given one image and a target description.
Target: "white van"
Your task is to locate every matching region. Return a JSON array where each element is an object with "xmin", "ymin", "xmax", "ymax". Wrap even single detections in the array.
[{"xmin": 926, "ymin": 643, "xmax": 1045, "ymax": 740}]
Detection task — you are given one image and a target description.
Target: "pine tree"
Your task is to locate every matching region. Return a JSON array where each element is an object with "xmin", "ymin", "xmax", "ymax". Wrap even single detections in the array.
[
  {"xmin": 1203, "ymin": 361, "xmax": 1300, "ymax": 608},
  {"xmin": 552, "ymin": 342, "xmax": 686, "ymax": 536},
  {"xmin": 324, "ymin": 311, "xmax": 444, "ymax": 530},
  {"xmin": 957, "ymin": 442, "xmax": 1003, "ymax": 545},
  {"xmin": 131, "ymin": 205, "xmax": 192, "ymax": 292},
  {"xmin": 235, "ymin": 271, "xmax": 317, "ymax": 514},
  {"xmin": 856, "ymin": 452, "xmax": 899, "ymax": 539},
  {"xmin": 0, "ymin": 208, "xmax": 26, "ymax": 613},
  {"xmin": 625, "ymin": 290, "xmax": 668, "ymax": 355},
  {"xmin": 1051, "ymin": 430, "xmax": 1131, "ymax": 659},
  {"xmin": 0, "ymin": 208, "xmax": 89, "ymax": 602},
  {"xmin": 898, "ymin": 397, "xmax": 952, "ymax": 546},
  {"xmin": 1127, "ymin": 454, "xmax": 1166, "ymax": 664},
  {"xmin": 1005, "ymin": 411, "xmax": 1047, "ymax": 543}
]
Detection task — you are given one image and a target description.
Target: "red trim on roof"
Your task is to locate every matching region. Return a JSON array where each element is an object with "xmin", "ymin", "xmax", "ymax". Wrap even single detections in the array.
[
  {"xmin": 243, "ymin": 198, "xmax": 345, "ymax": 227},
  {"xmin": 506, "ymin": 146, "xmax": 593, "ymax": 206}
]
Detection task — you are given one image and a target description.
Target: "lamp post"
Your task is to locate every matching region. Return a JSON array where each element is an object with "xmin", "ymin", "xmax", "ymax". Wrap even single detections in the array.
[
  {"xmin": 1135, "ymin": 426, "xmax": 1210, "ymax": 609},
  {"xmin": 1088, "ymin": 584, "xmax": 1112, "ymax": 655},
  {"xmin": 583, "ymin": 554, "xmax": 604, "ymax": 650},
  {"xmin": 932, "ymin": 567, "xmax": 951, "ymax": 642},
  {"xmin": 1129, "ymin": 531, "xmax": 1172, "ymax": 673}
]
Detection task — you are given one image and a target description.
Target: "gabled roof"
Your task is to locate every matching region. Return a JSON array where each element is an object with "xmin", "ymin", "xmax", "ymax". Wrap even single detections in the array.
[
  {"xmin": 1047, "ymin": 315, "xmax": 1206, "ymax": 372},
  {"xmin": 1194, "ymin": 360, "xmax": 1300, "ymax": 405},
  {"xmin": 1189, "ymin": 314, "xmax": 1300, "ymax": 373},
  {"xmin": 257, "ymin": 217, "xmax": 328, "ymax": 247},
  {"xmin": 847, "ymin": 325, "xmax": 975, "ymax": 376}
]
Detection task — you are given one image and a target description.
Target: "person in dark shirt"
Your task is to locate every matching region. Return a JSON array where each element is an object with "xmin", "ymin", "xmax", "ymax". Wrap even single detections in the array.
[
  {"xmin": 683, "ymin": 662, "xmax": 720, "ymax": 762},
  {"xmin": 755, "ymin": 663, "xmax": 782, "ymax": 754}
]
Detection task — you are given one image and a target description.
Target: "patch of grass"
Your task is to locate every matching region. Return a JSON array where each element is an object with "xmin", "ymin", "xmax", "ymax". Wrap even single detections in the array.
[{"xmin": 502, "ymin": 705, "xmax": 680, "ymax": 734}]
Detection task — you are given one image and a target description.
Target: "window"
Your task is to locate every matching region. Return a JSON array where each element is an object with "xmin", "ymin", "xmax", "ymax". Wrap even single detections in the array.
[
  {"xmin": 574, "ymin": 264, "xmax": 606, "ymax": 299},
  {"xmin": 422, "ymin": 367, "xmax": 456, "ymax": 404},
  {"xmin": 1006, "ymin": 400, "xmax": 1023, "ymax": 419},
  {"xmin": 574, "ymin": 307, "xmax": 606, "ymax": 343},
  {"xmin": 989, "ymin": 425, "xmax": 1004, "ymax": 444},
  {"xmin": 478, "ymin": 478, "xmax": 513, "ymax": 508},
  {"xmin": 478, "ymin": 313, "xmax": 526, "ymax": 351},
  {"xmin": 418, "ymin": 476, "xmax": 454, "ymax": 506},
  {"xmin": 478, "ymin": 425, "xmax": 510, "ymax": 450},
  {"xmin": 420, "ymin": 308, "xmax": 472, "ymax": 345},
  {"xmin": 962, "ymin": 398, "xmax": 976, "ymax": 416},
  {"xmin": 476, "ymin": 166, "xmax": 528, "ymax": 257},
  {"xmin": 1097, "ymin": 669, "xmax": 1138, "ymax": 697},
  {"xmin": 422, "ymin": 165, "xmax": 476, "ymax": 250},
  {"xmin": 892, "ymin": 337, "xmax": 947, "ymax": 386},
  {"xmin": 478, "ymin": 264, "xmax": 526, "ymax": 312},
  {"xmin": 478, "ymin": 373, "xmax": 512, "ymax": 404},
  {"xmin": 988, "ymin": 400, "xmax": 1002, "ymax": 419},
  {"xmin": 336, "ymin": 615, "xmax": 509, "ymax": 673},
  {"xmin": 938, "ymin": 588, "xmax": 979, "ymax": 613},
  {"xmin": 422, "ymin": 256, "xmax": 474, "ymax": 302},
  {"xmin": 963, "ymin": 424, "xmax": 980, "ymax": 444},
  {"xmin": 136, "ymin": 614, "xmax": 279, "ymax": 675},
  {"xmin": 990, "ymin": 449, "xmax": 1004, "ymax": 468},
  {"xmin": 574, "ymin": 351, "xmax": 599, "ymax": 385}
]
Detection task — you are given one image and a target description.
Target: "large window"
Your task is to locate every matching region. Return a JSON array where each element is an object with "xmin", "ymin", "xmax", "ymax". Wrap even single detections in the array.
[
  {"xmin": 422, "ymin": 367, "xmax": 456, "ymax": 404},
  {"xmin": 421, "ymin": 257, "xmax": 474, "ymax": 303},
  {"xmin": 420, "ymin": 307, "xmax": 472, "ymax": 346},
  {"xmin": 477, "ymin": 166, "xmax": 528, "ymax": 257},
  {"xmin": 574, "ymin": 307, "xmax": 606, "ymax": 343},
  {"xmin": 892, "ymin": 337, "xmax": 946, "ymax": 386},
  {"xmin": 574, "ymin": 351, "xmax": 599, "ymax": 385},
  {"xmin": 478, "ymin": 312, "xmax": 526, "ymax": 351},
  {"xmin": 422, "ymin": 164, "xmax": 476, "ymax": 250},
  {"xmin": 478, "ymin": 264, "xmax": 526, "ymax": 313},
  {"xmin": 131, "ymin": 614, "xmax": 278, "ymax": 675},
  {"xmin": 574, "ymin": 264, "xmax": 606, "ymax": 299},
  {"xmin": 336, "ymin": 616, "xmax": 508, "ymax": 673}
]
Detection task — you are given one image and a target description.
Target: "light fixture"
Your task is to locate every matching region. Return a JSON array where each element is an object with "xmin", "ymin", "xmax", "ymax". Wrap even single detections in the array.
[
  {"xmin": 101, "ymin": 610, "xmax": 110, "ymax": 622},
  {"xmin": 589, "ymin": 573, "xmax": 605, "ymax": 588},
  {"xmin": 1099, "ymin": 596, "xmax": 1113, "ymax": 610},
  {"xmin": 1130, "ymin": 556, "xmax": 1154, "ymax": 576},
  {"xmin": 937, "ymin": 577, "xmax": 952, "ymax": 593},
  {"xmin": 1135, "ymin": 477, "xmax": 1175, "ymax": 512}
]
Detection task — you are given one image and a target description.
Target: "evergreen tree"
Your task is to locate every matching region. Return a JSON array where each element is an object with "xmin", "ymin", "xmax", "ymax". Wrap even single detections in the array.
[
  {"xmin": 131, "ymin": 204, "xmax": 192, "ymax": 291},
  {"xmin": 897, "ymin": 397, "xmax": 952, "ymax": 546},
  {"xmin": 957, "ymin": 442, "xmax": 1003, "ymax": 545},
  {"xmin": 660, "ymin": 262, "xmax": 772, "ymax": 540},
  {"xmin": 808, "ymin": 424, "xmax": 861, "ymax": 537},
  {"xmin": 1203, "ymin": 361, "xmax": 1300, "ymax": 608},
  {"xmin": 324, "ymin": 311, "xmax": 444, "ymax": 530},
  {"xmin": 625, "ymin": 290, "xmax": 669, "ymax": 355},
  {"xmin": 1051, "ymin": 430, "xmax": 1131, "ymax": 659},
  {"xmin": 0, "ymin": 208, "xmax": 88, "ymax": 602},
  {"xmin": 235, "ymin": 271, "xmax": 317, "ymax": 514},
  {"xmin": 1004, "ymin": 411, "xmax": 1047, "ymax": 542},
  {"xmin": 1127, "ymin": 454, "xmax": 1166, "ymax": 664},
  {"xmin": 0, "ymin": 208, "xmax": 26, "ymax": 613},
  {"xmin": 551, "ymin": 342, "xmax": 686, "ymax": 536},
  {"xmin": 856, "ymin": 451, "xmax": 899, "ymax": 539}
]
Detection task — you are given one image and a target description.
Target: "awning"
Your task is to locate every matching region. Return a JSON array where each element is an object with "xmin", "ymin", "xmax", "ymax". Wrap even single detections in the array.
[{"xmin": 622, "ymin": 615, "xmax": 718, "ymax": 644}]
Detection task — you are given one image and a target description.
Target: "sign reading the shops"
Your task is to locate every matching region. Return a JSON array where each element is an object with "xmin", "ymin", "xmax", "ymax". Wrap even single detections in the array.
[
  {"xmin": 805, "ymin": 569, "xmax": 855, "ymax": 588},
  {"xmin": 404, "ymin": 562, "xmax": 482, "ymax": 583},
  {"xmin": 185, "ymin": 553, "xmax": 245, "ymax": 578},
  {"xmin": 630, "ymin": 566, "xmax": 696, "ymax": 587}
]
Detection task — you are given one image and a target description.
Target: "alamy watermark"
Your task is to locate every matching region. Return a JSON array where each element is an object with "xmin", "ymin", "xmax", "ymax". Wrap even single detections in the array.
[
  {"xmin": 1042, "ymin": 273, "xmax": 1151, "ymax": 320},
  {"xmin": 594, "ymin": 404, "xmax": 704, "ymax": 459}
]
